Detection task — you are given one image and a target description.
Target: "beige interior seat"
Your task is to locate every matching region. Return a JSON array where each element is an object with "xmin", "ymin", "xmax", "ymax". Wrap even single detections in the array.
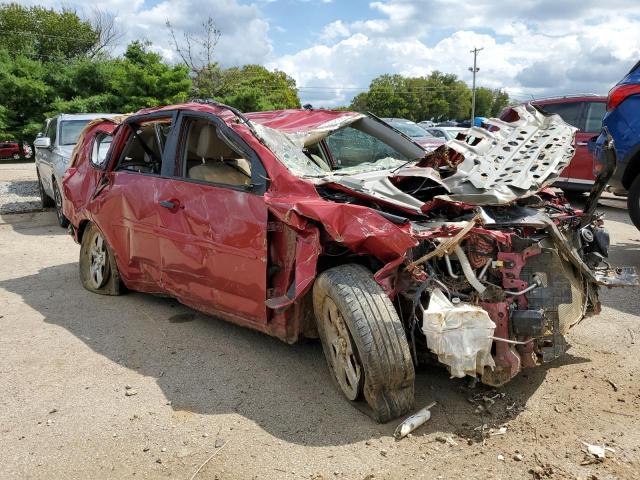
[{"xmin": 188, "ymin": 123, "xmax": 251, "ymax": 186}]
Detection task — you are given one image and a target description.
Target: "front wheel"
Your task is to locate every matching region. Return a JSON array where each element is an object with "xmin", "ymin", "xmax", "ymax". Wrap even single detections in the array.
[
  {"xmin": 628, "ymin": 175, "xmax": 640, "ymax": 230},
  {"xmin": 79, "ymin": 223, "xmax": 122, "ymax": 296},
  {"xmin": 313, "ymin": 264, "xmax": 415, "ymax": 422},
  {"xmin": 52, "ymin": 180, "xmax": 69, "ymax": 228},
  {"xmin": 12, "ymin": 153, "xmax": 20, "ymax": 160}
]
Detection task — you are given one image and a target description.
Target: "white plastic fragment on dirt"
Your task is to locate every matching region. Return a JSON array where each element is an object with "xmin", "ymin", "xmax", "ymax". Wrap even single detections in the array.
[
  {"xmin": 422, "ymin": 289, "xmax": 496, "ymax": 378},
  {"xmin": 393, "ymin": 401, "xmax": 437, "ymax": 440}
]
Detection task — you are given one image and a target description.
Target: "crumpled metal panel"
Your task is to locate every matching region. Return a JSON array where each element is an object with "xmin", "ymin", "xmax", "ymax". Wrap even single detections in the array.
[
  {"xmin": 247, "ymin": 109, "xmax": 363, "ymax": 147},
  {"xmin": 439, "ymin": 105, "xmax": 577, "ymax": 205}
]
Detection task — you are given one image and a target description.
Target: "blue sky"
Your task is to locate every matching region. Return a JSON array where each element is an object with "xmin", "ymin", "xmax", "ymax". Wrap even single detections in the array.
[{"xmin": 25, "ymin": 0, "xmax": 640, "ymax": 107}]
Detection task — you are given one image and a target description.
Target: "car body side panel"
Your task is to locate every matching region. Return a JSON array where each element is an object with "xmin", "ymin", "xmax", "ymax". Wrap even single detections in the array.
[
  {"xmin": 151, "ymin": 179, "xmax": 269, "ymax": 323},
  {"xmin": 63, "ymin": 122, "xmax": 120, "ymax": 234},
  {"xmin": 91, "ymin": 172, "xmax": 165, "ymax": 291}
]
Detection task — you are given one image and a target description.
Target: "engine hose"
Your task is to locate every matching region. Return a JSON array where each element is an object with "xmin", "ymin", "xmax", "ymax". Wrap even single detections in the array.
[{"xmin": 453, "ymin": 245, "xmax": 487, "ymax": 295}]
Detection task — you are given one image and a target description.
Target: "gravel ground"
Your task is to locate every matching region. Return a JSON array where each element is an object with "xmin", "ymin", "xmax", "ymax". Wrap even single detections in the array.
[
  {"xmin": 0, "ymin": 193, "xmax": 639, "ymax": 479},
  {"xmin": 0, "ymin": 161, "xmax": 42, "ymax": 214}
]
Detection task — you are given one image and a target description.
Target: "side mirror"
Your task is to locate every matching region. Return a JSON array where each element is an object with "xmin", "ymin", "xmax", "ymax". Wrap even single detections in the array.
[{"xmin": 34, "ymin": 137, "xmax": 51, "ymax": 149}]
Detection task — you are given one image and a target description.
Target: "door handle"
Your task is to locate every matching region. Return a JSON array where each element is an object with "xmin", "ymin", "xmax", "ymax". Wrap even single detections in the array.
[
  {"xmin": 576, "ymin": 141, "xmax": 589, "ymax": 146},
  {"xmin": 159, "ymin": 200, "xmax": 177, "ymax": 209}
]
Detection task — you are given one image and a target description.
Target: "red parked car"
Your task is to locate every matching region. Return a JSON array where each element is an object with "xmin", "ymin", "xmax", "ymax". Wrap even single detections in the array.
[
  {"xmin": 63, "ymin": 101, "xmax": 635, "ymax": 422},
  {"xmin": 0, "ymin": 141, "xmax": 28, "ymax": 160},
  {"xmin": 503, "ymin": 95, "xmax": 607, "ymax": 193}
]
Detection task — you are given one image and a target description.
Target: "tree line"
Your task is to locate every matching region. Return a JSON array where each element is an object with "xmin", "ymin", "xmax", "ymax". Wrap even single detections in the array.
[
  {"xmin": 349, "ymin": 73, "xmax": 509, "ymax": 122},
  {"xmin": 0, "ymin": 3, "xmax": 509, "ymax": 145}
]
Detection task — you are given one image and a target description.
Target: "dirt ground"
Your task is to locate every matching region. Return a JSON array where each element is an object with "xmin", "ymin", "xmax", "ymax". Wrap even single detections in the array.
[{"xmin": 0, "ymin": 160, "xmax": 639, "ymax": 479}]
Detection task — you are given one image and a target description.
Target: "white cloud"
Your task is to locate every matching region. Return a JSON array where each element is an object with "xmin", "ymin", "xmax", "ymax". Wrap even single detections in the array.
[
  {"xmin": 320, "ymin": 20, "xmax": 350, "ymax": 41},
  {"xmin": 269, "ymin": 0, "xmax": 640, "ymax": 106},
  {"xmin": 20, "ymin": 0, "xmax": 273, "ymax": 66},
  {"xmin": 14, "ymin": 0, "xmax": 640, "ymax": 107}
]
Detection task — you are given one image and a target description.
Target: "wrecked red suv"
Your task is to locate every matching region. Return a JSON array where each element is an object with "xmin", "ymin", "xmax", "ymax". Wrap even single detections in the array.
[{"xmin": 63, "ymin": 101, "xmax": 636, "ymax": 422}]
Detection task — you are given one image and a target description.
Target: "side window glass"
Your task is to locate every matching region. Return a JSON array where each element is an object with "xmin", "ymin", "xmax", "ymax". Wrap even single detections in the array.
[
  {"xmin": 325, "ymin": 126, "xmax": 407, "ymax": 168},
  {"xmin": 181, "ymin": 118, "xmax": 252, "ymax": 187},
  {"xmin": 91, "ymin": 133, "xmax": 113, "ymax": 168},
  {"xmin": 47, "ymin": 118, "xmax": 58, "ymax": 145},
  {"xmin": 116, "ymin": 119, "xmax": 171, "ymax": 175},
  {"xmin": 584, "ymin": 102, "xmax": 606, "ymax": 133},
  {"xmin": 429, "ymin": 129, "xmax": 445, "ymax": 138},
  {"xmin": 538, "ymin": 102, "xmax": 583, "ymax": 129}
]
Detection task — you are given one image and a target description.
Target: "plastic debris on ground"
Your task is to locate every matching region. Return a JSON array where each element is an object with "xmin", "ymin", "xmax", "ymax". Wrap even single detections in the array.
[{"xmin": 393, "ymin": 401, "xmax": 437, "ymax": 440}]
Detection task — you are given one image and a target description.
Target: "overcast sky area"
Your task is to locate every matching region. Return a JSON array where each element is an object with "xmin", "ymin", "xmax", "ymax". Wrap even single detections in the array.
[{"xmin": 22, "ymin": 0, "xmax": 640, "ymax": 107}]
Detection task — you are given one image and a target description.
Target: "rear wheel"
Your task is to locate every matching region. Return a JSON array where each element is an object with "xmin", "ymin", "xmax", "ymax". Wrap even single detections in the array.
[
  {"xmin": 313, "ymin": 264, "xmax": 415, "ymax": 422},
  {"xmin": 79, "ymin": 223, "xmax": 122, "ymax": 295},
  {"xmin": 52, "ymin": 179, "xmax": 69, "ymax": 228},
  {"xmin": 37, "ymin": 170, "xmax": 54, "ymax": 208},
  {"xmin": 627, "ymin": 175, "xmax": 640, "ymax": 230},
  {"xmin": 12, "ymin": 152, "xmax": 20, "ymax": 160}
]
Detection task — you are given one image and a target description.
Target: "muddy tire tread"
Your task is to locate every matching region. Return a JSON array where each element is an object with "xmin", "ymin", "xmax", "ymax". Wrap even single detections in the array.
[{"xmin": 314, "ymin": 264, "xmax": 415, "ymax": 422}]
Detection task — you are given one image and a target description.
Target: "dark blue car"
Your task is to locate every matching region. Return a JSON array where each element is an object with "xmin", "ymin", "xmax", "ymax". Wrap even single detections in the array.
[{"xmin": 594, "ymin": 60, "xmax": 640, "ymax": 228}]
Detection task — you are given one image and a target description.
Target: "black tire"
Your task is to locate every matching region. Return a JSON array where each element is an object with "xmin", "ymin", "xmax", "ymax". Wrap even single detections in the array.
[
  {"xmin": 52, "ymin": 179, "xmax": 69, "ymax": 228},
  {"xmin": 313, "ymin": 264, "xmax": 415, "ymax": 423},
  {"xmin": 37, "ymin": 170, "xmax": 55, "ymax": 208},
  {"xmin": 79, "ymin": 223, "xmax": 122, "ymax": 296},
  {"xmin": 628, "ymin": 175, "xmax": 640, "ymax": 230}
]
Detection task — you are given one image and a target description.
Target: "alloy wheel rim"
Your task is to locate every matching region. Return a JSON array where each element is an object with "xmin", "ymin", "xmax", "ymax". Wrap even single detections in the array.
[
  {"xmin": 54, "ymin": 186, "xmax": 63, "ymax": 219},
  {"xmin": 89, "ymin": 232, "xmax": 108, "ymax": 288},
  {"xmin": 322, "ymin": 298, "xmax": 362, "ymax": 400}
]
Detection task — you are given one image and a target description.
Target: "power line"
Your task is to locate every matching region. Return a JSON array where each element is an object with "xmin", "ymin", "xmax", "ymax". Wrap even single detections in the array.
[{"xmin": 0, "ymin": 29, "xmax": 102, "ymax": 43}]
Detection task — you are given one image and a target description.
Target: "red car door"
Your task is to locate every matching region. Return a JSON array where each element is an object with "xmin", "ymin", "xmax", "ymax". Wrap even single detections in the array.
[
  {"xmin": 87, "ymin": 113, "xmax": 178, "ymax": 293},
  {"xmin": 149, "ymin": 111, "xmax": 269, "ymax": 326}
]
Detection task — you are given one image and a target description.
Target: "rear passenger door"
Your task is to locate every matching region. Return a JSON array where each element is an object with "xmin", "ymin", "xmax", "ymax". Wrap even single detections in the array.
[
  {"xmin": 154, "ymin": 111, "xmax": 270, "ymax": 325},
  {"xmin": 92, "ymin": 112, "xmax": 177, "ymax": 292}
]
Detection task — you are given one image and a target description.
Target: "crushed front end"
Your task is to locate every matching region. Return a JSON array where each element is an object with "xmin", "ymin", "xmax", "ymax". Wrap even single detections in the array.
[
  {"xmin": 385, "ymin": 108, "xmax": 639, "ymax": 386},
  {"xmin": 253, "ymin": 103, "xmax": 638, "ymax": 387},
  {"xmin": 396, "ymin": 197, "xmax": 636, "ymax": 386}
]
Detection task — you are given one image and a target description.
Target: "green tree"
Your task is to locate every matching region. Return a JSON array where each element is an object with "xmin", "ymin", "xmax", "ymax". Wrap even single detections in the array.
[
  {"xmin": 491, "ymin": 90, "xmax": 510, "ymax": 116},
  {"xmin": 110, "ymin": 41, "xmax": 192, "ymax": 112},
  {"xmin": 474, "ymin": 87, "xmax": 495, "ymax": 118},
  {"xmin": 0, "ymin": 49, "xmax": 51, "ymax": 139},
  {"xmin": 216, "ymin": 65, "xmax": 300, "ymax": 111},
  {"xmin": 473, "ymin": 87, "xmax": 510, "ymax": 118},
  {"xmin": 349, "ymin": 71, "xmax": 507, "ymax": 122},
  {"xmin": 0, "ymin": 3, "xmax": 98, "ymax": 61}
]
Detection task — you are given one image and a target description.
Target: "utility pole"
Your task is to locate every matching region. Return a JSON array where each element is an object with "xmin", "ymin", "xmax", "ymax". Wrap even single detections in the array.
[{"xmin": 469, "ymin": 47, "xmax": 483, "ymax": 127}]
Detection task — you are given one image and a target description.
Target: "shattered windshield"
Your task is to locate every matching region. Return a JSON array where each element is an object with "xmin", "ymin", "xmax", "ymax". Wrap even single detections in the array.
[
  {"xmin": 254, "ymin": 121, "xmax": 412, "ymax": 178},
  {"xmin": 321, "ymin": 125, "xmax": 408, "ymax": 174}
]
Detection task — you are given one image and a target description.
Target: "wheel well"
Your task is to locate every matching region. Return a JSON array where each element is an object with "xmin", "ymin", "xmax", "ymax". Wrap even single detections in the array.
[
  {"xmin": 77, "ymin": 220, "xmax": 90, "ymax": 243},
  {"xmin": 622, "ymin": 149, "xmax": 640, "ymax": 189}
]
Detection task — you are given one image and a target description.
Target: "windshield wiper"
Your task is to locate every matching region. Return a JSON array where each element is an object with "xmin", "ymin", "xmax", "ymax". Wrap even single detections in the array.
[{"xmin": 390, "ymin": 158, "xmax": 417, "ymax": 173}]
